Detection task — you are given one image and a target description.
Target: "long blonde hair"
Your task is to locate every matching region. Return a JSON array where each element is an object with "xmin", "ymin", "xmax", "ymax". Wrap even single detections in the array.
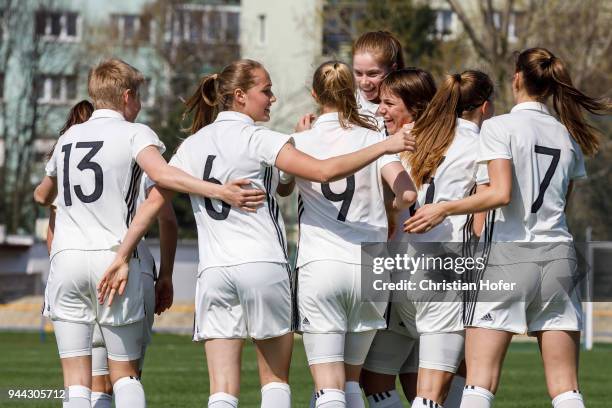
[
  {"xmin": 407, "ymin": 70, "xmax": 493, "ymax": 188},
  {"xmin": 312, "ymin": 61, "xmax": 378, "ymax": 131},
  {"xmin": 183, "ymin": 59, "xmax": 264, "ymax": 134},
  {"xmin": 515, "ymin": 47, "xmax": 611, "ymax": 156}
]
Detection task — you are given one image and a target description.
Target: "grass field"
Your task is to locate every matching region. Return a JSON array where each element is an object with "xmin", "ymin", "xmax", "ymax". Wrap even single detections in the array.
[{"xmin": 0, "ymin": 332, "xmax": 610, "ymax": 407}]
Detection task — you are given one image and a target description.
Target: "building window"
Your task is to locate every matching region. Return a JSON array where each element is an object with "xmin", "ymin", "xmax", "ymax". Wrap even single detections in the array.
[
  {"xmin": 0, "ymin": 73, "xmax": 4, "ymax": 100},
  {"xmin": 434, "ymin": 9, "xmax": 453, "ymax": 39},
  {"xmin": 112, "ymin": 14, "xmax": 153, "ymax": 43},
  {"xmin": 493, "ymin": 11, "xmax": 521, "ymax": 42},
  {"xmin": 35, "ymin": 11, "xmax": 80, "ymax": 42},
  {"xmin": 168, "ymin": 5, "xmax": 240, "ymax": 45},
  {"xmin": 37, "ymin": 75, "xmax": 77, "ymax": 104},
  {"xmin": 322, "ymin": 3, "xmax": 362, "ymax": 57},
  {"xmin": 258, "ymin": 14, "xmax": 266, "ymax": 45}
]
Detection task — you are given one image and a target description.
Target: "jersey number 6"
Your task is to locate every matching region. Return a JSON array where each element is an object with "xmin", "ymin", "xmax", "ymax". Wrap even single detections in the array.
[
  {"xmin": 322, "ymin": 175, "xmax": 355, "ymax": 222},
  {"xmin": 61, "ymin": 141, "xmax": 104, "ymax": 206},
  {"xmin": 203, "ymin": 155, "xmax": 230, "ymax": 220}
]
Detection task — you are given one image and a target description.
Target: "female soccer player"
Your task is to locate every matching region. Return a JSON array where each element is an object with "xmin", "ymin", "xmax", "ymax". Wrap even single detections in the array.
[
  {"xmin": 352, "ymin": 31, "xmax": 405, "ymax": 121},
  {"xmin": 405, "ymin": 48, "xmax": 611, "ymax": 408},
  {"xmin": 43, "ymin": 100, "xmax": 178, "ymax": 408},
  {"xmin": 359, "ymin": 68, "xmax": 437, "ymax": 408},
  {"xmin": 99, "ymin": 59, "xmax": 414, "ymax": 408},
  {"xmin": 281, "ymin": 61, "xmax": 416, "ymax": 408},
  {"xmin": 395, "ymin": 70, "xmax": 495, "ymax": 408},
  {"xmin": 33, "ymin": 58, "xmax": 264, "ymax": 408}
]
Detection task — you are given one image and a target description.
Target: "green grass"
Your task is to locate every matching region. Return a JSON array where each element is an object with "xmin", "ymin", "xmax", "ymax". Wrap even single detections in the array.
[{"xmin": 0, "ymin": 332, "xmax": 610, "ymax": 407}]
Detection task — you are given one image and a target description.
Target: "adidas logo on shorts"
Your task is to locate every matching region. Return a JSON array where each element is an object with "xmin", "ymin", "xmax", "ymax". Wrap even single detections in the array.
[
  {"xmin": 480, "ymin": 312, "xmax": 494, "ymax": 322},
  {"xmin": 302, "ymin": 317, "xmax": 310, "ymax": 325}
]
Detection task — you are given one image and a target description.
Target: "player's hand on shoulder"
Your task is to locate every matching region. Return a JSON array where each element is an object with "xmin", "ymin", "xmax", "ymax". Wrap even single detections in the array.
[
  {"xmin": 154, "ymin": 276, "xmax": 174, "ymax": 315},
  {"xmin": 97, "ymin": 256, "xmax": 130, "ymax": 306},
  {"xmin": 220, "ymin": 179, "xmax": 266, "ymax": 213},
  {"xmin": 403, "ymin": 202, "xmax": 447, "ymax": 233},
  {"xmin": 386, "ymin": 123, "xmax": 416, "ymax": 154},
  {"xmin": 295, "ymin": 113, "xmax": 316, "ymax": 132}
]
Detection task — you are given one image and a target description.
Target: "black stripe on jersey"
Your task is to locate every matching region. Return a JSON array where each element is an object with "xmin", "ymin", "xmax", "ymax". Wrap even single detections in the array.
[
  {"xmin": 264, "ymin": 167, "xmax": 288, "ymax": 260},
  {"xmin": 124, "ymin": 162, "xmax": 143, "ymax": 259},
  {"xmin": 124, "ymin": 162, "xmax": 143, "ymax": 226}
]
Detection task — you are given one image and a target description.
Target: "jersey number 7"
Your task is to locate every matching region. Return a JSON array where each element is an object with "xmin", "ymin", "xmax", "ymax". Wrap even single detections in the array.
[
  {"xmin": 61, "ymin": 141, "xmax": 104, "ymax": 206},
  {"xmin": 322, "ymin": 175, "xmax": 355, "ymax": 222},
  {"xmin": 531, "ymin": 145, "xmax": 560, "ymax": 213}
]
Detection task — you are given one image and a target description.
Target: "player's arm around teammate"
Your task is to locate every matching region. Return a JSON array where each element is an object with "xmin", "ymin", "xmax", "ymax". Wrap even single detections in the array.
[
  {"xmin": 100, "ymin": 59, "xmax": 413, "ymax": 408},
  {"xmin": 360, "ymin": 68, "xmax": 437, "ymax": 408},
  {"xmin": 406, "ymin": 48, "xmax": 611, "ymax": 408},
  {"xmin": 398, "ymin": 70, "xmax": 494, "ymax": 408},
  {"xmin": 283, "ymin": 61, "xmax": 415, "ymax": 408}
]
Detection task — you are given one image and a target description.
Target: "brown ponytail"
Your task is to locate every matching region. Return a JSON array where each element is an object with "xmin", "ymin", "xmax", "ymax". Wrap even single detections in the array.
[
  {"xmin": 516, "ymin": 47, "xmax": 611, "ymax": 156},
  {"xmin": 353, "ymin": 31, "xmax": 405, "ymax": 71},
  {"xmin": 380, "ymin": 68, "xmax": 437, "ymax": 122},
  {"xmin": 59, "ymin": 100, "xmax": 94, "ymax": 135},
  {"xmin": 312, "ymin": 61, "xmax": 378, "ymax": 131},
  {"xmin": 407, "ymin": 70, "xmax": 493, "ymax": 188},
  {"xmin": 183, "ymin": 59, "xmax": 264, "ymax": 134}
]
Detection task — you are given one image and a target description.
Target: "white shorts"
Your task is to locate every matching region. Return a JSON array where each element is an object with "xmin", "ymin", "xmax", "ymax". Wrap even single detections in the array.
[
  {"xmin": 91, "ymin": 271, "xmax": 156, "ymax": 375},
  {"xmin": 413, "ymin": 301, "xmax": 464, "ymax": 334},
  {"xmin": 298, "ymin": 260, "xmax": 387, "ymax": 333},
  {"xmin": 465, "ymin": 258, "xmax": 582, "ymax": 334},
  {"xmin": 53, "ymin": 320, "xmax": 143, "ymax": 361},
  {"xmin": 363, "ymin": 304, "xmax": 419, "ymax": 375},
  {"xmin": 193, "ymin": 262, "xmax": 293, "ymax": 340},
  {"xmin": 44, "ymin": 250, "xmax": 144, "ymax": 326}
]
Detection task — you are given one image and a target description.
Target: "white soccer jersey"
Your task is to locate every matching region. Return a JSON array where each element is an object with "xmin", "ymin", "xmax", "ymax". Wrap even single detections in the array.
[
  {"xmin": 290, "ymin": 112, "xmax": 400, "ymax": 267},
  {"xmin": 478, "ymin": 102, "xmax": 586, "ymax": 242},
  {"xmin": 45, "ymin": 109, "xmax": 165, "ymax": 258},
  {"xmin": 135, "ymin": 175, "xmax": 156, "ymax": 278},
  {"xmin": 392, "ymin": 118, "xmax": 483, "ymax": 243},
  {"xmin": 169, "ymin": 110, "xmax": 293, "ymax": 273},
  {"xmin": 357, "ymin": 91, "xmax": 385, "ymax": 131}
]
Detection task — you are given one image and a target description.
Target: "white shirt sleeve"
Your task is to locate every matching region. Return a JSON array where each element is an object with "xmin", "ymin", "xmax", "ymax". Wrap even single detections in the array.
[
  {"xmin": 570, "ymin": 144, "xmax": 587, "ymax": 180},
  {"xmin": 45, "ymin": 138, "xmax": 62, "ymax": 177},
  {"xmin": 372, "ymin": 131, "xmax": 400, "ymax": 169},
  {"xmin": 250, "ymin": 127, "xmax": 294, "ymax": 167},
  {"xmin": 131, "ymin": 125, "xmax": 166, "ymax": 160},
  {"xmin": 478, "ymin": 120, "xmax": 512, "ymax": 163},
  {"xmin": 475, "ymin": 163, "xmax": 490, "ymax": 185}
]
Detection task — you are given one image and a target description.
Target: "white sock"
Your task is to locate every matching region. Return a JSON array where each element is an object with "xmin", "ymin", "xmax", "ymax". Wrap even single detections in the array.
[
  {"xmin": 261, "ymin": 382, "xmax": 290, "ymax": 408},
  {"xmin": 91, "ymin": 391, "xmax": 112, "ymax": 408},
  {"xmin": 64, "ymin": 385, "xmax": 91, "ymax": 408},
  {"xmin": 552, "ymin": 390, "xmax": 585, "ymax": 408},
  {"xmin": 113, "ymin": 376, "xmax": 145, "ymax": 408},
  {"xmin": 315, "ymin": 389, "xmax": 346, "ymax": 407},
  {"xmin": 445, "ymin": 376, "xmax": 466, "ymax": 408},
  {"xmin": 460, "ymin": 386, "xmax": 494, "ymax": 408},
  {"xmin": 412, "ymin": 396, "xmax": 443, "ymax": 407},
  {"xmin": 209, "ymin": 392, "xmax": 238, "ymax": 408},
  {"xmin": 366, "ymin": 390, "xmax": 402, "ymax": 407},
  {"xmin": 345, "ymin": 382, "xmax": 364, "ymax": 408}
]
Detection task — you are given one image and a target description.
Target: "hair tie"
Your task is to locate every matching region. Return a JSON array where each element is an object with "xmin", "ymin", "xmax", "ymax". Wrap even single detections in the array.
[{"xmin": 453, "ymin": 73, "xmax": 462, "ymax": 83}]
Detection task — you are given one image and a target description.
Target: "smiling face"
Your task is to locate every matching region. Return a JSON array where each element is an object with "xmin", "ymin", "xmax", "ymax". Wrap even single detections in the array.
[
  {"xmin": 377, "ymin": 87, "xmax": 414, "ymax": 134},
  {"xmin": 239, "ymin": 68, "xmax": 276, "ymax": 122},
  {"xmin": 353, "ymin": 52, "xmax": 391, "ymax": 103}
]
